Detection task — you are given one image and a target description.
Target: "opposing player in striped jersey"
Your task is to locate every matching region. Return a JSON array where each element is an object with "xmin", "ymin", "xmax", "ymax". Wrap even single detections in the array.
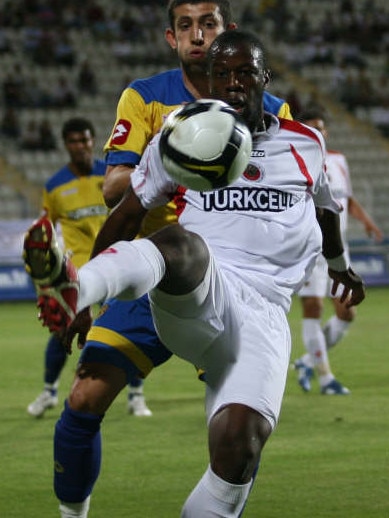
[
  {"xmin": 24, "ymin": 30, "xmax": 365, "ymax": 517},
  {"xmin": 294, "ymin": 107, "xmax": 383, "ymax": 395},
  {"xmin": 25, "ymin": 117, "xmax": 152, "ymax": 419},
  {"xmin": 26, "ymin": 118, "xmax": 107, "ymax": 417}
]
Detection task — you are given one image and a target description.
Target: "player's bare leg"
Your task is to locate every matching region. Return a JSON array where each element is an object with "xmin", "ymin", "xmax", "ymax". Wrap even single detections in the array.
[
  {"xmin": 322, "ymin": 297, "xmax": 355, "ymax": 349},
  {"xmin": 181, "ymin": 404, "xmax": 270, "ymax": 517}
]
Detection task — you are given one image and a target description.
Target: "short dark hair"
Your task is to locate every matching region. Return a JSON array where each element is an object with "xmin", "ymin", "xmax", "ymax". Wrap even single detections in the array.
[
  {"xmin": 167, "ymin": 0, "xmax": 232, "ymax": 30},
  {"xmin": 61, "ymin": 117, "xmax": 95, "ymax": 140},
  {"xmin": 296, "ymin": 106, "xmax": 328, "ymax": 124},
  {"xmin": 208, "ymin": 29, "xmax": 267, "ymax": 70}
]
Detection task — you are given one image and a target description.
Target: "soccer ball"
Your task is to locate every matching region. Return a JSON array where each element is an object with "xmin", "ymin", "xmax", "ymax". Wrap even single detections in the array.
[{"xmin": 159, "ymin": 99, "xmax": 252, "ymax": 191}]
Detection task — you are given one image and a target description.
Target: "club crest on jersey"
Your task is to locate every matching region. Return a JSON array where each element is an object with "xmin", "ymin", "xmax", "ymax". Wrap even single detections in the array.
[
  {"xmin": 110, "ymin": 119, "xmax": 131, "ymax": 145},
  {"xmin": 243, "ymin": 163, "xmax": 264, "ymax": 182}
]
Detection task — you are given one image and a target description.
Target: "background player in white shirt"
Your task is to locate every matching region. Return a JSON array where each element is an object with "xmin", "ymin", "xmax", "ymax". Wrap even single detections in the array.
[
  {"xmin": 294, "ymin": 107, "xmax": 383, "ymax": 395},
  {"xmin": 24, "ymin": 31, "xmax": 365, "ymax": 517}
]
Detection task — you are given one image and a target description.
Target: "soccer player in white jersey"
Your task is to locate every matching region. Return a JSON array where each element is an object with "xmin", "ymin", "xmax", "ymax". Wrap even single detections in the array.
[
  {"xmin": 294, "ymin": 108, "xmax": 383, "ymax": 395},
  {"xmin": 23, "ymin": 31, "xmax": 365, "ymax": 517}
]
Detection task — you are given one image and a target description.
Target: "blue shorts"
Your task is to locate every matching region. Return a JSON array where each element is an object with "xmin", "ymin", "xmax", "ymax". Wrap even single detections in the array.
[{"xmin": 80, "ymin": 295, "xmax": 172, "ymax": 383}]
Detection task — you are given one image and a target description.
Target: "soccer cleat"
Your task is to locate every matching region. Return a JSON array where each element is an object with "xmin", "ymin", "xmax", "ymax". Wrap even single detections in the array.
[
  {"xmin": 128, "ymin": 394, "xmax": 153, "ymax": 417},
  {"xmin": 23, "ymin": 216, "xmax": 79, "ymax": 332},
  {"xmin": 27, "ymin": 390, "xmax": 59, "ymax": 417},
  {"xmin": 293, "ymin": 359, "xmax": 314, "ymax": 392},
  {"xmin": 321, "ymin": 379, "xmax": 350, "ymax": 395}
]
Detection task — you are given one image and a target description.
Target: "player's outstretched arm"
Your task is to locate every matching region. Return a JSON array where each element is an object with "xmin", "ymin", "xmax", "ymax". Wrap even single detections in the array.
[
  {"xmin": 348, "ymin": 196, "xmax": 384, "ymax": 243},
  {"xmin": 90, "ymin": 184, "xmax": 147, "ymax": 259},
  {"xmin": 103, "ymin": 164, "xmax": 135, "ymax": 208},
  {"xmin": 316, "ymin": 207, "xmax": 366, "ymax": 308}
]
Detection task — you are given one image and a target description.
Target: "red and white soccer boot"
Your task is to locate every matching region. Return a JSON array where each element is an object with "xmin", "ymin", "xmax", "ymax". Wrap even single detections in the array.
[{"xmin": 23, "ymin": 216, "xmax": 79, "ymax": 332}]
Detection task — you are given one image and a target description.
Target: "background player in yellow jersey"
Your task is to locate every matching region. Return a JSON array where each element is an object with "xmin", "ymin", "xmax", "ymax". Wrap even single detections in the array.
[
  {"xmin": 27, "ymin": 117, "xmax": 152, "ymax": 418},
  {"xmin": 49, "ymin": 2, "xmax": 293, "ymax": 517}
]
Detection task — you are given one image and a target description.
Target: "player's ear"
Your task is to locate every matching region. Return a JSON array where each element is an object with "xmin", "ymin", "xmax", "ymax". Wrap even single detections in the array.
[
  {"xmin": 165, "ymin": 28, "xmax": 177, "ymax": 49},
  {"xmin": 263, "ymin": 69, "xmax": 271, "ymax": 88},
  {"xmin": 227, "ymin": 22, "xmax": 238, "ymax": 30}
]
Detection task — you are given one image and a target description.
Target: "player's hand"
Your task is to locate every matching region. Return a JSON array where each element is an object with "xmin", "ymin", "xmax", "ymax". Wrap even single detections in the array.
[
  {"xmin": 37, "ymin": 295, "xmax": 69, "ymax": 333},
  {"xmin": 63, "ymin": 307, "xmax": 93, "ymax": 354},
  {"xmin": 328, "ymin": 267, "xmax": 366, "ymax": 307}
]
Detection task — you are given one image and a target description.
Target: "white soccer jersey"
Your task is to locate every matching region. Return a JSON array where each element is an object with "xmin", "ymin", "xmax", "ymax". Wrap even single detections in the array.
[
  {"xmin": 325, "ymin": 149, "xmax": 352, "ymax": 236},
  {"xmin": 298, "ymin": 148, "xmax": 353, "ymax": 298},
  {"xmin": 131, "ymin": 114, "xmax": 341, "ymax": 311}
]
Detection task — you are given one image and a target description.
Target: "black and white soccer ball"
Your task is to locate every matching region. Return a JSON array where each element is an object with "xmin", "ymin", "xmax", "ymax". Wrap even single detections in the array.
[{"xmin": 159, "ymin": 99, "xmax": 252, "ymax": 191}]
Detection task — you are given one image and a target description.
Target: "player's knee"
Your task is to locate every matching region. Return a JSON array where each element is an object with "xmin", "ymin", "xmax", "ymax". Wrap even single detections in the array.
[
  {"xmin": 337, "ymin": 306, "xmax": 356, "ymax": 323},
  {"xmin": 149, "ymin": 226, "xmax": 209, "ymax": 294},
  {"xmin": 302, "ymin": 296, "xmax": 323, "ymax": 318},
  {"xmin": 68, "ymin": 362, "xmax": 126, "ymax": 414},
  {"xmin": 209, "ymin": 404, "xmax": 270, "ymax": 484}
]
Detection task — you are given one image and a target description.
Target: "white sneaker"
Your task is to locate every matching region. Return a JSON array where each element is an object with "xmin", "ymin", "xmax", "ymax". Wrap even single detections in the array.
[
  {"xmin": 128, "ymin": 394, "xmax": 152, "ymax": 417},
  {"xmin": 27, "ymin": 390, "xmax": 58, "ymax": 417},
  {"xmin": 59, "ymin": 496, "xmax": 90, "ymax": 518}
]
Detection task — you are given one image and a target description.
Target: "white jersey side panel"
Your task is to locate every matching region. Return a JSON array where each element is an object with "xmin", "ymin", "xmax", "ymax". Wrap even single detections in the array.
[
  {"xmin": 325, "ymin": 149, "xmax": 352, "ymax": 236},
  {"xmin": 131, "ymin": 115, "xmax": 341, "ymax": 311}
]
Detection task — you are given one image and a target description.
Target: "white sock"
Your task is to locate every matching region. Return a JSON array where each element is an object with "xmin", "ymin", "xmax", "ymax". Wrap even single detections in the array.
[
  {"xmin": 129, "ymin": 385, "xmax": 144, "ymax": 396},
  {"xmin": 44, "ymin": 379, "xmax": 59, "ymax": 393},
  {"xmin": 181, "ymin": 465, "xmax": 251, "ymax": 517},
  {"xmin": 323, "ymin": 316, "xmax": 350, "ymax": 349},
  {"xmin": 300, "ymin": 352, "xmax": 314, "ymax": 369},
  {"xmin": 302, "ymin": 318, "xmax": 333, "ymax": 378},
  {"xmin": 59, "ymin": 496, "xmax": 90, "ymax": 518},
  {"xmin": 77, "ymin": 240, "xmax": 166, "ymax": 312}
]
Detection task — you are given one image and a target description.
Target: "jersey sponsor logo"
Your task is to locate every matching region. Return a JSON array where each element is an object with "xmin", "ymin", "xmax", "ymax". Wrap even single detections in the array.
[
  {"xmin": 250, "ymin": 150, "xmax": 265, "ymax": 157},
  {"xmin": 243, "ymin": 163, "xmax": 264, "ymax": 182},
  {"xmin": 61, "ymin": 188, "xmax": 78, "ymax": 197},
  {"xmin": 67, "ymin": 205, "xmax": 108, "ymax": 220},
  {"xmin": 110, "ymin": 119, "xmax": 131, "ymax": 145},
  {"xmin": 201, "ymin": 187, "xmax": 297, "ymax": 212}
]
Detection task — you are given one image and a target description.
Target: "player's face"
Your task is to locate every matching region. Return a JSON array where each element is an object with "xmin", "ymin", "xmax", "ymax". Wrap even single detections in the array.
[
  {"xmin": 165, "ymin": 3, "xmax": 230, "ymax": 70},
  {"xmin": 64, "ymin": 130, "xmax": 94, "ymax": 170},
  {"xmin": 208, "ymin": 42, "xmax": 266, "ymax": 132},
  {"xmin": 303, "ymin": 118, "xmax": 328, "ymax": 140}
]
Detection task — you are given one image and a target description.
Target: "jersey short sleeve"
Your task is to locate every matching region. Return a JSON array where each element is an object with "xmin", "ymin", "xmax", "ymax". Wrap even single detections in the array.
[
  {"xmin": 104, "ymin": 69, "xmax": 195, "ymax": 167},
  {"xmin": 131, "ymin": 133, "xmax": 177, "ymax": 210}
]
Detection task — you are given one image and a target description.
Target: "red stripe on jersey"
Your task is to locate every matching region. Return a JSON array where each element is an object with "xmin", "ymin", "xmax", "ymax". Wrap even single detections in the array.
[
  {"xmin": 279, "ymin": 118, "xmax": 323, "ymax": 151},
  {"xmin": 173, "ymin": 185, "xmax": 188, "ymax": 217},
  {"xmin": 290, "ymin": 144, "xmax": 313, "ymax": 186}
]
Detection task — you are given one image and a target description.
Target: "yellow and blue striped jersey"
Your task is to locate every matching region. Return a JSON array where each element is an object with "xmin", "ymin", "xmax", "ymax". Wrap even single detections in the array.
[{"xmin": 43, "ymin": 159, "xmax": 108, "ymax": 268}]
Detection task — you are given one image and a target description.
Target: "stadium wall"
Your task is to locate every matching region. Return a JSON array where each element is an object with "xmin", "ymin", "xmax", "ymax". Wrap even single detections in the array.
[{"xmin": 0, "ymin": 220, "xmax": 388, "ymax": 302}]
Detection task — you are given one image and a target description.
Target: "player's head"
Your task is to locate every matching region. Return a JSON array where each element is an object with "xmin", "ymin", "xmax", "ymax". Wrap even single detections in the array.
[
  {"xmin": 62, "ymin": 117, "xmax": 95, "ymax": 141},
  {"xmin": 62, "ymin": 117, "xmax": 96, "ymax": 171},
  {"xmin": 207, "ymin": 30, "xmax": 270, "ymax": 133},
  {"xmin": 167, "ymin": 0, "xmax": 233, "ymax": 29},
  {"xmin": 165, "ymin": 1, "xmax": 236, "ymax": 73},
  {"xmin": 296, "ymin": 107, "xmax": 329, "ymax": 139}
]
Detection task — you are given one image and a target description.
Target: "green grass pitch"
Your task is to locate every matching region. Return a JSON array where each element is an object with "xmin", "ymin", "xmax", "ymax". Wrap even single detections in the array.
[{"xmin": 0, "ymin": 287, "xmax": 388, "ymax": 517}]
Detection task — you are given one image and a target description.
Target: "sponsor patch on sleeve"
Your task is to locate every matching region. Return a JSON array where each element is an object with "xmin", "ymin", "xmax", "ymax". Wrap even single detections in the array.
[{"xmin": 110, "ymin": 119, "xmax": 132, "ymax": 146}]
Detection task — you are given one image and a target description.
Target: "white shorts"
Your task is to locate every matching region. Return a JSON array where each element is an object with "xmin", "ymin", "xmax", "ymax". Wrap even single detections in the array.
[
  {"xmin": 298, "ymin": 251, "xmax": 350, "ymax": 299},
  {"xmin": 298, "ymin": 254, "xmax": 330, "ymax": 298},
  {"xmin": 149, "ymin": 253, "xmax": 291, "ymax": 430}
]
